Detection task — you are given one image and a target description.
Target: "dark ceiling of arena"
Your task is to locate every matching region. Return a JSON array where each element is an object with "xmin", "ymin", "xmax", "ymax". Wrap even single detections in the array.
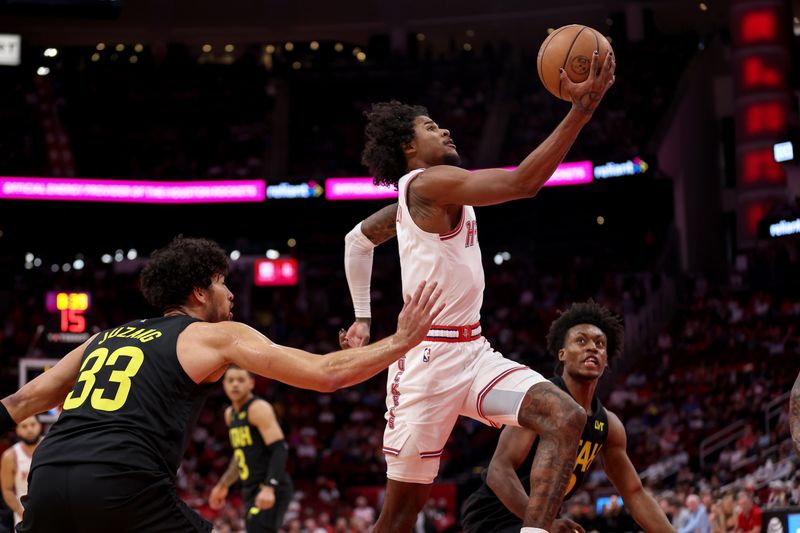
[{"xmin": 0, "ymin": 0, "xmax": 734, "ymax": 46}]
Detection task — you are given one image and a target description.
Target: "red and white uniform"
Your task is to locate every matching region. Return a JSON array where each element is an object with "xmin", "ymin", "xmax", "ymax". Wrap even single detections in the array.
[
  {"xmin": 12, "ymin": 442, "xmax": 32, "ymax": 525},
  {"xmin": 383, "ymin": 169, "xmax": 546, "ymax": 484}
]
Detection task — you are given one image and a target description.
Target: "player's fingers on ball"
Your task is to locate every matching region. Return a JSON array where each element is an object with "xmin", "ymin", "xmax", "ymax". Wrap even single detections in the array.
[{"xmin": 588, "ymin": 50, "xmax": 599, "ymax": 78}]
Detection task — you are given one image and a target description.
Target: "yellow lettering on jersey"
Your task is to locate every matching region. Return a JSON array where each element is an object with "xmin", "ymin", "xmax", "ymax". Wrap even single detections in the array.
[
  {"xmin": 98, "ymin": 327, "xmax": 162, "ymax": 345},
  {"xmin": 229, "ymin": 426, "xmax": 254, "ymax": 448},
  {"xmin": 574, "ymin": 439, "xmax": 602, "ymax": 473},
  {"xmin": 594, "ymin": 420, "xmax": 605, "ymax": 431}
]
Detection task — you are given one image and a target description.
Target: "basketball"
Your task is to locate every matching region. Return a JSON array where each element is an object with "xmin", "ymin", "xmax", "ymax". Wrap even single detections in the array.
[{"xmin": 537, "ymin": 24, "xmax": 613, "ymax": 101}]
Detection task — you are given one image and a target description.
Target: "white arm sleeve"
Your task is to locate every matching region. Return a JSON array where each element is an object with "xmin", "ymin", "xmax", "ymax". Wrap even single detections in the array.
[{"xmin": 344, "ymin": 222, "xmax": 376, "ymax": 318}]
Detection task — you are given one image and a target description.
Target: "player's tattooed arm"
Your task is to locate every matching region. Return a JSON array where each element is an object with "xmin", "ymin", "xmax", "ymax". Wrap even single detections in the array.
[
  {"xmin": 219, "ymin": 456, "xmax": 240, "ymax": 488},
  {"xmin": 361, "ymin": 203, "xmax": 398, "ymax": 245},
  {"xmin": 790, "ymin": 372, "xmax": 800, "ymax": 454}
]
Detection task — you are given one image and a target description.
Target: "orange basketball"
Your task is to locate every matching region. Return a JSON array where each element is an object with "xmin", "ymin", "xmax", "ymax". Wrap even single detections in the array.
[{"xmin": 537, "ymin": 24, "xmax": 613, "ymax": 101}]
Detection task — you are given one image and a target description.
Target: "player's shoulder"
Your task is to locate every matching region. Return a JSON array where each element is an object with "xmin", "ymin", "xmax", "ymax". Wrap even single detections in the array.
[
  {"xmin": 416, "ymin": 165, "xmax": 469, "ymax": 182},
  {"xmin": 0, "ymin": 446, "xmax": 15, "ymax": 462},
  {"xmin": 247, "ymin": 398, "xmax": 277, "ymax": 423}
]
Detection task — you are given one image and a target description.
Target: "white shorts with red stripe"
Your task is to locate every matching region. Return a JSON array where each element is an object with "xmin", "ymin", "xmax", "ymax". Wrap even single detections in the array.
[{"xmin": 382, "ymin": 336, "xmax": 545, "ymax": 484}]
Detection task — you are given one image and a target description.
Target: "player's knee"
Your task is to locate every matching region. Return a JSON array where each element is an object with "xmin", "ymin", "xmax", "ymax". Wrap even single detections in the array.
[
  {"xmin": 518, "ymin": 384, "xmax": 585, "ymax": 441},
  {"xmin": 558, "ymin": 398, "xmax": 586, "ymax": 441}
]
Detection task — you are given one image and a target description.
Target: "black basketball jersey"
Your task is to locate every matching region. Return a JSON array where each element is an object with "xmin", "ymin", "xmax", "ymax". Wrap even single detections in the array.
[
  {"xmin": 460, "ymin": 375, "xmax": 610, "ymax": 533},
  {"xmin": 31, "ymin": 316, "xmax": 213, "ymax": 480},
  {"xmin": 228, "ymin": 397, "xmax": 290, "ymax": 501}
]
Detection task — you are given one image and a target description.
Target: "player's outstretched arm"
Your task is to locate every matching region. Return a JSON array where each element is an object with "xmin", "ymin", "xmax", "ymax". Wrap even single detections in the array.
[
  {"xmin": 485, "ymin": 425, "xmax": 538, "ymax": 520},
  {"xmin": 790, "ymin": 372, "xmax": 800, "ymax": 454},
  {"xmin": 412, "ymin": 51, "xmax": 616, "ymax": 208},
  {"xmin": 0, "ymin": 335, "xmax": 97, "ymax": 430},
  {"xmin": 601, "ymin": 412, "xmax": 675, "ymax": 533},
  {"xmin": 341, "ymin": 203, "xmax": 399, "ymax": 349},
  {"xmin": 196, "ymin": 281, "xmax": 442, "ymax": 392}
]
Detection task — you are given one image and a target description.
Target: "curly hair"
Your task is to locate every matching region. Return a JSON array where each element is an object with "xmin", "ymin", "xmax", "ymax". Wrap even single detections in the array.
[
  {"xmin": 545, "ymin": 300, "xmax": 624, "ymax": 362},
  {"xmin": 139, "ymin": 236, "xmax": 229, "ymax": 312},
  {"xmin": 361, "ymin": 100, "xmax": 428, "ymax": 187}
]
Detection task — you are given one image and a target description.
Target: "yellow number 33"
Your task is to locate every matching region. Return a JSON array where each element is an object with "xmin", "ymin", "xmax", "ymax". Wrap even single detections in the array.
[{"xmin": 63, "ymin": 346, "xmax": 144, "ymax": 412}]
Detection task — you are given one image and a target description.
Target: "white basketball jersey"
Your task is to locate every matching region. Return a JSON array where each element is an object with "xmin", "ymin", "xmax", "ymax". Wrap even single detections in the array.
[
  {"xmin": 12, "ymin": 442, "xmax": 32, "ymax": 524},
  {"xmin": 396, "ymin": 168, "xmax": 484, "ymax": 326}
]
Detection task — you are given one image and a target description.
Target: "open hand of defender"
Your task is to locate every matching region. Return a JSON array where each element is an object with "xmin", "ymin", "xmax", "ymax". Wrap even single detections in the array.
[
  {"xmin": 394, "ymin": 281, "xmax": 444, "ymax": 349},
  {"xmin": 561, "ymin": 49, "xmax": 616, "ymax": 117}
]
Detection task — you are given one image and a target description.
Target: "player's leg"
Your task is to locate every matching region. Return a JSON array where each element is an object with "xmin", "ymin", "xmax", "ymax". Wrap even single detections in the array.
[
  {"xmin": 515, "ymin": 381, "xmax": 585, "ymax": 527},
  {"xmin": 463, "ymin": 352, "xmax": 585, "ymax": 530},
  {"xmin": 15, "ymin": 466, "xmax": 77, "ymax": 533},
  {"xmin": 64, "ymin": 465, "xmax": 212, "ymax": 533},
  {"xmin": 377, "ymin": 342, "xmax": 468, "ymax": 532},
  {"xmin": 372, "ymin": 479, "xmax": 432, "ymax": 533}
]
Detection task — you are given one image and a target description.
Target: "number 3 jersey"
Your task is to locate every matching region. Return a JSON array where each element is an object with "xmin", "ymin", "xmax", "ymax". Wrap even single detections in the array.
[
  {"xmin": 227, "ymin": 397, "xmax": 290, "ymax": 501},
  {"xmin": 31, "ymin": 316, "xmax": 212, "ymax": 480}
]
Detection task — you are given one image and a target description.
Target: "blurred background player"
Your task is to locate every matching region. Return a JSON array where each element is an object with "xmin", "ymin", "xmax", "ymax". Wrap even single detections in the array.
[
  {"xmin": 460, "ymin": 301, "xmax": 674, "ymax": 533},
  {"xmin": 0, "ymin": 417, "xmax": 42, "ymax": 527},
  {"xmin": 341, "ymin": 48, "xmax": 615, "ymax": 533},
  {"xmin": 210, "ymin": 366, "xmax": 292, "ymax": 533},
  {"xmin": 0, "ymin": 236, "xmax": 442, "ymax": 532}
]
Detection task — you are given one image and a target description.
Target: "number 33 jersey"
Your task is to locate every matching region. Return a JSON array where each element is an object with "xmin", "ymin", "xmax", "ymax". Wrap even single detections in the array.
[{"xmin": 31, "ymin": 316, "xmax": 212, "ymax": 479}]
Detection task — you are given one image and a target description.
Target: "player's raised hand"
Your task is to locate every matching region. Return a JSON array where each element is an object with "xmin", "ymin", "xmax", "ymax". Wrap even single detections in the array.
[
  {"xmin": 561, "ymin": 49, "xmax": 616, "ymax": 117},
  {"xmin": 394, "ymin": 281, "xmax": 444, "ymax": 348},
  {"xmin": 339, "ymin": 319, "xmax": 371, "ymax": 349}
]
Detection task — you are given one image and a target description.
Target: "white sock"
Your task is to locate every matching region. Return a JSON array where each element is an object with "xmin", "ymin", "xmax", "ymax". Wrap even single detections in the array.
[{"xmin": 520, "ymin": 529, "xmax": 548, "ymax": 533}]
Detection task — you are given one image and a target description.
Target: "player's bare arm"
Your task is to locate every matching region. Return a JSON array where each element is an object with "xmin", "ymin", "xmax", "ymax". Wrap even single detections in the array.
[
  {"xmin": 486, "ymin": 425, "xmax": 538, "ymax": 519},
  {"xmin": 790, "ymin": 372, "xmax": 800, "ymax": 454},
  {"xmin": 181, "ymin": 280, "xmax": 443, "ymax": 390},
  {"xmin": 361, "ymin": 203, "xmax": 399, "ymax": 245},
  {"xmin": 209, "ymin": 456, "xmax": 239, "ymax": 510},
  {"xmin": 1, "ymin": 334, "xmax": 97, "ymax": 422},
  {"xmin": 600, "ymin": 411, "xmax": 675, "ymax": 533},
  {"xmin": 209, "ymin": 406, "xmax": 238, "ymax": 510},
  {"xmin": 0, "ymin": 448, "xmax": 22, "ymax": 516},
  {"xmin": 409, "ymin": 52, "xmax": 615, "ymax": 210}
]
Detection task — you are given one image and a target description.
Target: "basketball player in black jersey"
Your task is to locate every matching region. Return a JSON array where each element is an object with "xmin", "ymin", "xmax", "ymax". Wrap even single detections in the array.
[
  {"xmin": 209, "ymin": 367, "xmax": 292, "ymax": 532},
  {"xmin": 0, "ymin": 236, "xmax": 442, "ymax": 533},
  {"xmin": 461, "ymin": 301, "xmax": 674, "ymax": 533}
]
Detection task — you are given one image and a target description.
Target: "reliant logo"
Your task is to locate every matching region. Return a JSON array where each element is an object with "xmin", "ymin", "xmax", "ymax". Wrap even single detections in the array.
[
  {"xmin": 769, "ymin": 217, "xmax": 800, "ymax": 238},
  {"xmin": 266, "ymin": 181, "xmax": 323, "ymax": 199},
  {"xmin": 594, "ymin": 157, "xmax": 649, "ymax": 179}
]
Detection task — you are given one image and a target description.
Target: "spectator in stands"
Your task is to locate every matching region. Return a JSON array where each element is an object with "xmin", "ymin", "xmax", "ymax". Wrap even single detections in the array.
[
  {"xmin": 709, "ymin": 492, "xmax": 736, "ymax": 533},
  {"xmin": 679, "ymin": 494, "xmax": 710, "ymax": 533},
  {"xmin": 734, "ymin": 491, "xmax": 762, "ymax": 533}
]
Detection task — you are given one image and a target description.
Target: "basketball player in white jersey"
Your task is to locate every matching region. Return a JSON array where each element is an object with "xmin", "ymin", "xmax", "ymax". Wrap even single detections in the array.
[
  {"xmin": 1, "ymin": 416, "xmax": 43, "ymax": 525},
  {"xmin": 340, "ymin": 52, "xmax": 616, "ymax": 532}
]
